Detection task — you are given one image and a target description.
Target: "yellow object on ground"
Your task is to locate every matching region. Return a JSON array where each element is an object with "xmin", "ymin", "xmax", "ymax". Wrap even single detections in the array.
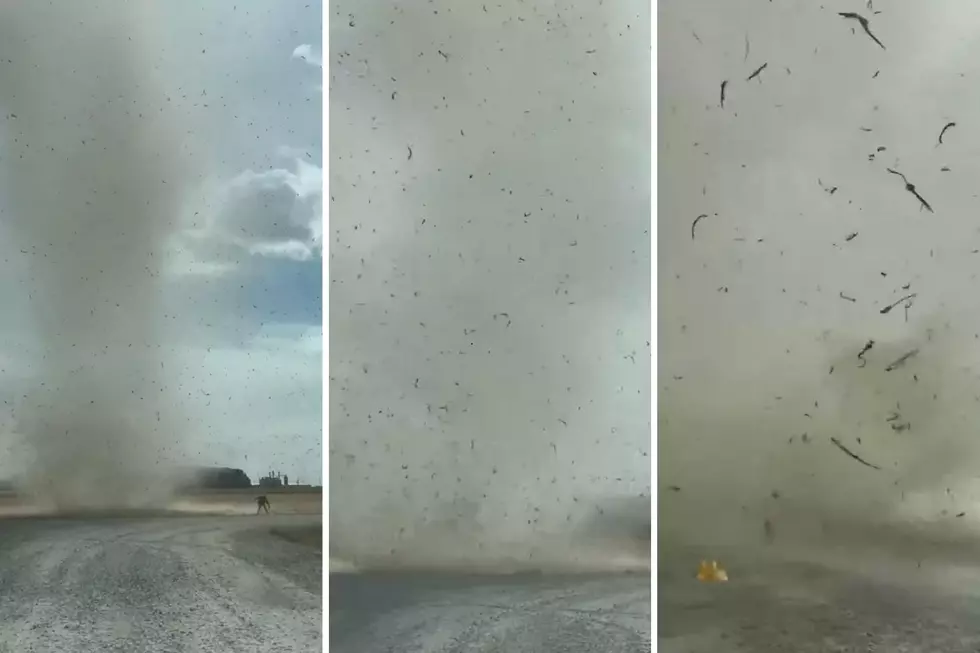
[{"xmin": 696, "ymin": 560, "xmax": 728, "ymax": 582}]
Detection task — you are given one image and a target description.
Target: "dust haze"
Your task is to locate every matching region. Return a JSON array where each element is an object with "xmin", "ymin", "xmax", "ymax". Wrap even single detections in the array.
[
  {"xmin": 330, "ymin": 0, "xmax": 651, "ymax": 572},
  {"xmin": 660, "ymin": 0, "xmax": 980, "ymax": 567},
  {"xmin": 0, "ymin": 3, "xmax": 192, "ymax": 509}
]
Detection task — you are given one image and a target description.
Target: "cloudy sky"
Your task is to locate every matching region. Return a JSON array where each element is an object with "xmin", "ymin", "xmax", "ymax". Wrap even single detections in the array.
[
  {"xmin": 0, "ymin": 1, "xmax": 322, "ymax": 488},
  {"xmin": 660, "ymin": 0, "xmax": 980, "ymax": 549},
  {"xmin": 329, "ymin": 0, "xmax": 650, "ymax": 567}
]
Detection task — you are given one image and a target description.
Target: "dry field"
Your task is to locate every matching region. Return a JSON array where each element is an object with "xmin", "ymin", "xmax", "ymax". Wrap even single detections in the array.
[
  {"xmin": 0, "ymin": 487, "xmax": 322, "ymax": 517},
  {"xmin": 173, "ymin": 486, "xmax": 322, "ymax": 516}
]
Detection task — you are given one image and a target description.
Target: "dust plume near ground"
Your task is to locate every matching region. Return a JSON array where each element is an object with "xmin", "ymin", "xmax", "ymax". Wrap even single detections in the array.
[
  {"xmin": 660, "ymin": 314, "xmax": 980, "ymax": 564},
  {"xmin": 0, "ymin": 487, "xmax": 322, "ymax": 520},
  {"xmin": 0, "ymin": 2, "xmax": 191, "ymax": 509},
  {"xmin": 329, "ymin": 0, "xmax": 651, "ymax": 576}
]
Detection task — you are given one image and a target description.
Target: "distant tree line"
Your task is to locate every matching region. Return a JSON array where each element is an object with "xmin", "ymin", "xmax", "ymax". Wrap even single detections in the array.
[{"xmin": 187, "ymin": 467, "xmax": 252, "ymax": 489}]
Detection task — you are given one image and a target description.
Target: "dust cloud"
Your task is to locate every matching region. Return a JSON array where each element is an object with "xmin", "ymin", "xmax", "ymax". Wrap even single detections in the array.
[
  {"xmin": 661, "ymin": 315, "xmax": 980, "ymax": 560},
  {"xmin": 0, "ymin": 3, "xmax": 192, "ymax": 510},
  {"xmin": 330, "ymin": 0, "xmax": 651, "ymax": 572},
  {"xmin": 660, "ymin": 0, "xmax": 980, "ymax": 569}
]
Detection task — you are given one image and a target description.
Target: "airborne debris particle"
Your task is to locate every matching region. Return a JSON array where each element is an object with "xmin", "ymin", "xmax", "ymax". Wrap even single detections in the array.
[
  {"xmin": 838, "ymin": 12, "xmax": 886, "ymax": 50},
  {"xmin": 857, "ymin": 339, "xmax": 874, "ymax": 367},
  {"xmin": 845, "ymin": 232, "xmax": 858, "ymax": 241},
  {"xmin": 746, "ymin": 62, "xmax": 768, "ymax": 82},
  {"xmin": 818, "ymin": 179, "xmax": 838, "ymax": 195},
  {"xmin": 880, "ymin": 293, "xmax": 917, "ymax": 314},
  {"xmin": 840, "ymin": 292, "xmax": 857, "ymax": 303},
  {"xmin": 885, "ymin": 349, "xmax": 919, "ymax": 371},
  {"xmin": 691, "ymin": 213, "xmax": 709, "ymax": 239},
  {"xmin": 720, "ymin": 80, "xmax": 728, "ymax": 108},
  {"xmin": 407, "ymin": 145, "xmax": 413, "ymax": 160},
  {"xmin": 830, "ymin": 437, "xmax": 881, "ymax": 470},
  {"xmin": 938, "ymin": 121, "xmax": 956, "ymax": 145},
  {"xmin": 886, "ymin": 168, "xmax": 933, "ymax": 212}
]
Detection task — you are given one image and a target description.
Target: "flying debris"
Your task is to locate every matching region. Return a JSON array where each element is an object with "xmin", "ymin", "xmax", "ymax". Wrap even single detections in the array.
[
  {"xmin": 857, "ymin": 339, "xmax": 874, "ymax": 367},
  {"xmin": 818, "ymin": 179, "xmax": 838, "ymax": 195},
  {"xmin": 720, "ymin": 80, "xmax": 728, "ymax": 108},
  {"xmin": 692, "ymin": 213, "xmax": 709, "ymax": 240},
  {"xmin": 696, "ymin": 560, "xmax": 729, "ymax": 583},
  {"xmin": 839, "ymin": 12, "xmax": 886, "ymax": 50},
  {"xmin": 880, "ymin": 293, "xmax": 917, "ymax": 314},
  {"xmin": 886, "ymin": 168, "xmax": 933, "ymax": 213},
  {"xmin": 840, "ymin": 292, "xmax": 857, "ymax": 303},
  {"xmin": 885, "ymin": 349, "xmax": 919, "ymax": 372},
  {"xmin": 830, "ymin": 437, "xmax": 881, "ymax": 470},
  {"xmin": 938, "ymin": 121, "xmax": 956, "ymax": 145},
  {"xmin": 746, "ymin": 62, "xmax": 768, "ymax": 82},
  {"xmin": 493, "ymin": 312, "xmax": 512, "ymax": 327}
]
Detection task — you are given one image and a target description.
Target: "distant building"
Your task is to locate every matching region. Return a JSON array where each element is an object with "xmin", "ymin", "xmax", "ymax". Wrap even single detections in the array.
[{"xmin": 258, "ymin": 470, "xmax": 283, "ymax": 488}]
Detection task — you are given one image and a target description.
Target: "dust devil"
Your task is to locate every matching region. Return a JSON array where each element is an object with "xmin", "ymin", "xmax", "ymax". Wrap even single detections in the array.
[{"xmin": 255, "ymin": 495, "xmax": 271, "ymax": 515}]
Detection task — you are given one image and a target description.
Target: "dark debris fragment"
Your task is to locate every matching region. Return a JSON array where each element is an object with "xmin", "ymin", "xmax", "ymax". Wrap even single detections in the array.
[
  {"xmin": 857, "ymin": 339, "xmax": 875, "ymax": 367},
  {"xmin": 839, "ymin": 12, "xmax": 886, "ymax": 50},
  {"xmin": 880, "ymin": 293, "xmax": 917, "ymax": 314},
  {"xmin": 938, "ymin": 121, "xmax": 956, "ymax": 145},
  {"xmin": 830, "ymin": 437, "xmax": 881, "ymax": 470},
  {"xmin": 885, "ymin": 348, "xmax": 919, "ymax": 372},
  {"xmin": 886, "ymin": 168, "xmax": 933, "ymax": 213},
  {"xmin": 746, "ymin": 62, "xmax": 768, "ymax": 82}
]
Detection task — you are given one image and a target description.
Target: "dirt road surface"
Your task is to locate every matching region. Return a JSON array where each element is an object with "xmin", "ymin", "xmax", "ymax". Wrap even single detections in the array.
[
  {"xmin": 0, "ymin": 513, "xmax": 321, "ymax": 652},
  {"xmin": 329, "ymin": 571, "xmax": 650, "ymax": 652},
  {"xmin": 659, "ymin": 543, "xmax": 980, "ymax": 652}
]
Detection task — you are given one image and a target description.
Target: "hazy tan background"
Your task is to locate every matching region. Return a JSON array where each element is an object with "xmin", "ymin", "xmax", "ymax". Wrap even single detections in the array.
[
  {"xmin": 660, "ymin": 0, "xmax": 980, "ymax": 555},
  {"xmin": 329, "ymin": 0, "xmax": 651, "ymax": 569}
]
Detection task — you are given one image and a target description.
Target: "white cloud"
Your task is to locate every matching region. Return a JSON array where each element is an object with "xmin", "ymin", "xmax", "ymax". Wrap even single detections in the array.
[
  {"xmin": 249, "ymin": 239, "xmax": 316, "ymax": 261},
  {"xmin": 171, "ymin": 158, "xmax": 323, "ymax": 274},
  {"xmin": 291, "ymin": 43, "xmax": 322, "ymax": 68}
]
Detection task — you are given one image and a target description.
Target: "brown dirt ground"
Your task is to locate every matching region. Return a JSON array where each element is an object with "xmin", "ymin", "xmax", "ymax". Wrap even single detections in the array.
[
  {"xmin": 270, "ymin": 525, "xmax": 322, "ymax": 549},
  {"xmin": 0, "ymin": 488, "xmax": 323, "ymax": 517}
]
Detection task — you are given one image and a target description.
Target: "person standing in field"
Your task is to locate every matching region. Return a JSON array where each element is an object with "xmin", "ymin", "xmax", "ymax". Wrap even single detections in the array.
[{"xmin": 255, "ymin": 495, "xmax": 271, "ymax": 514}]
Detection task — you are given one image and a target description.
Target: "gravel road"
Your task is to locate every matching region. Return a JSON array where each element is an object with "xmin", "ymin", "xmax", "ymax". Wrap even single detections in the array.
[
  {"xmin": 0, "ymin": 514, "xmax": 322, "ymax": 652},
  {"xmin": 660, "ymin": 545, "xmax": 980, "ymax": 652},
  {"xmin": 330, "ymin": 571, "xmax": 651, "ymax": 652}
]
